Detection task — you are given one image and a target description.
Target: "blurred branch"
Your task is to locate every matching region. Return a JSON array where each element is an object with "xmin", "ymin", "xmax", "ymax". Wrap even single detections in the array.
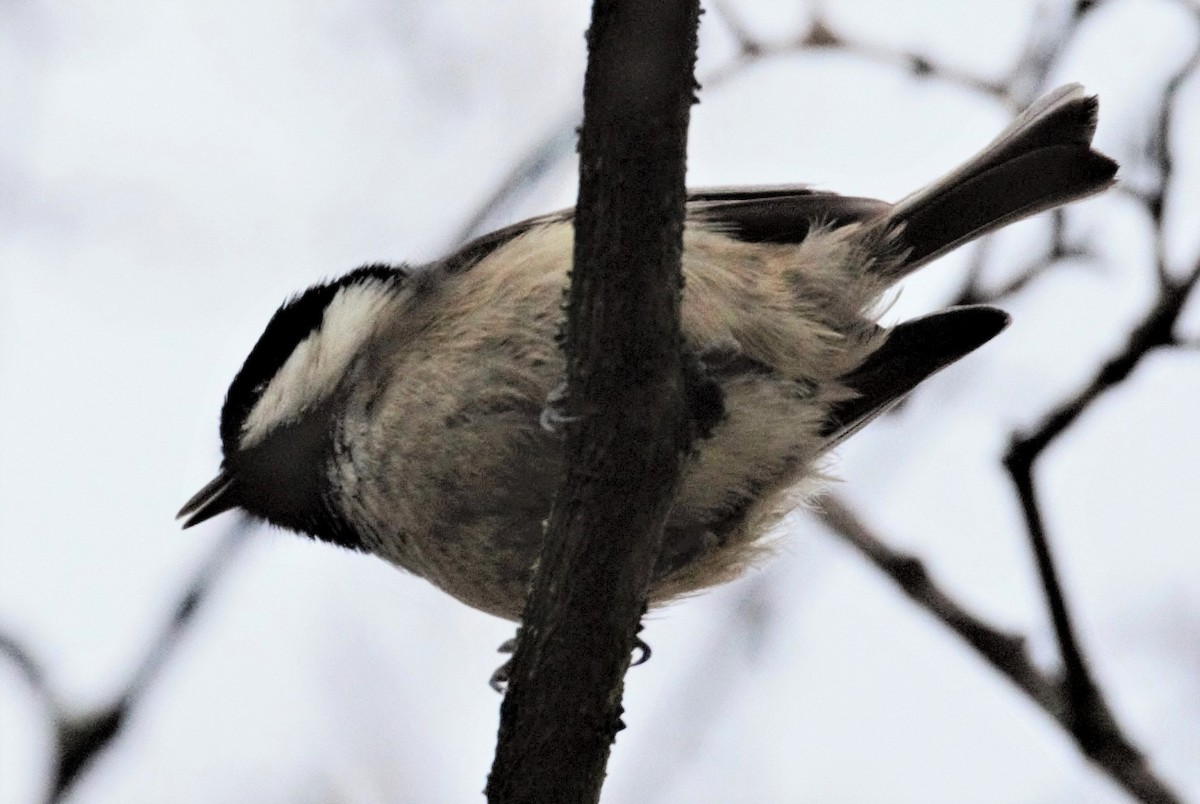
[
  {"xmin": 1001, "ymin": 246, "xmax": 1199, "ymax": 780},
  {"xmin": 708, "ymin": 0, "xmax": 1013, "ymax": 100},
  {"xmin": 453, "ymin": 0, "xmax": 1096, "ymax": 247},
  {"xmin": 948, "ymin": 209, "xmax": 1106, "ymax": 308},
  {"xmin": 0, "ymin": 526, "xmax": 250, "ymax": 803},
  {"xmin": 817, "ymin": 496, "xmax": 1050, "ymax": 707},
  {"xmin": 818, "ymin": 495, "xmax": 1183, "ymax": 804},
  {"xmin": 1120, "ymin": 27, "xmax": 1200, "ymax": 285},
  {"xmin": 1002, "ymin": 0, "xmax": 1099, "ymax": 104},
  {"xmin": 997, "ymin": 28, "xmax": 1200, "ymax": 803},
  {"xmin": 0, "ymin": 631, "xmax": 50, "ymax": 699},
  {"xmin": 453, "ymin": 0, "xmax": 1120, "ymax": 281},
  {"xmin": 447, "ymin": 116, "xmax": 579, "ymax": 249},
  {"xmin": 53, "ymin": 525, "xmax": 249, "ymax": 802}
]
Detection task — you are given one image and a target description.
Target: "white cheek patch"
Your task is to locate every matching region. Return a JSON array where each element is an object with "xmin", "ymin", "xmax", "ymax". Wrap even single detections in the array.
[{"xmin": 240, "ymin": 280, "xmax": 400, "ymax": 449}]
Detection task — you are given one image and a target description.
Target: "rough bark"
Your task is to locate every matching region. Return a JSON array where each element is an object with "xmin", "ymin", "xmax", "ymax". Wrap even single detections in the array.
[{"xmin": 486, "ymin": 2, "xmax": 701, "ymax": 802}]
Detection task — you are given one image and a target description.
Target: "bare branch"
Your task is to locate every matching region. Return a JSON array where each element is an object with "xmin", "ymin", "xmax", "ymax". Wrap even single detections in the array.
[
  {"xmin": 43, "ymin": 525, "xmax": 251, "ymax": 802},
  {"xmin": 949, "ymin": 209, "xmax": 1106, "ymax": 308},
  {"xmin": 997, "ymin": 263, "xmax": 1198, "ymax": 804},
  {"xmin": 0, "ymin": 631, "xmax": 53, "ymax": 704},
  {"xmin": 817, "ymin": 497, "xmax": 1051, "ymax": 706},
  {"xmin": 448, "ymin": 118, "xmax": 579, "ymax": 248},
  {"xmin": 1142, "ymin": 33, "xmax": 1200, "ymax": 284},
  {"xmin": 452, "ymin": 1, "xmax": 1029, "ymax": 249},
  {"xmin": 818, "ymin": 495, "xmax": 1183, "ymax": 804},
  {"xmin": 1002, "ymin": 0, "xmax": 1102, "ymax": 104},
  {"xmin": 999, "ymin": 33, "xmax": 1200, "ymax": 768},
  {"xmin": 486, "ymin": 2, "xmax": 701, "ymax": 801}
]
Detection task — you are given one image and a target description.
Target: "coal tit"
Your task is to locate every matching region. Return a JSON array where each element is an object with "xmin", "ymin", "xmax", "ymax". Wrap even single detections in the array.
[{"xmin": 179, "ymin": 85, "xmax": 1116, "ymax": 620}]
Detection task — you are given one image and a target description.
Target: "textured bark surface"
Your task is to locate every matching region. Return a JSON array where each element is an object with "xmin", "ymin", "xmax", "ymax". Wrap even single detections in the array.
[{"xmin": 486, "ymin": 2, "xmax": 700, "ymax": 802}]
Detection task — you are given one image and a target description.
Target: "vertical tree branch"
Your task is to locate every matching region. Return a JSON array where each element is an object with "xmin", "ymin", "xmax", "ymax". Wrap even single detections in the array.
[{"xmin": 486, "ymin": 2, "xmax": 701, "ymax": 802}]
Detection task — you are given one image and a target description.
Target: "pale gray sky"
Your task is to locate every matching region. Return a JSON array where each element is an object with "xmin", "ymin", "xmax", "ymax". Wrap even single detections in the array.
[{"xmin": 2, "ymin": 1, "xmax": 1198, "ymax": 802}]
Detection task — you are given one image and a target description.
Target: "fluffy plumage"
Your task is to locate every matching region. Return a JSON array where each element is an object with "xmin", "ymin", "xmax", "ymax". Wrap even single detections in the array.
[{"xmin": 180, "ymin": 84, "xmax": 1116, "ymax": 619}]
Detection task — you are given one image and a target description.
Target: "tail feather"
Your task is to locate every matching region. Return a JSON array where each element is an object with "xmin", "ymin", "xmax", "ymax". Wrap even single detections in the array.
[{"xmin": 887, "ymin": 84, "xmax": 1118, "ymax": 275}]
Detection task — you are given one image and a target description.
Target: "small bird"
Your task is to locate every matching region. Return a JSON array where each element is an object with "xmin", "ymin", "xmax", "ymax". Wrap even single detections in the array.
[{"xmin": 179, "ymin": 85, "xmax": 1116, "ymax": 621}]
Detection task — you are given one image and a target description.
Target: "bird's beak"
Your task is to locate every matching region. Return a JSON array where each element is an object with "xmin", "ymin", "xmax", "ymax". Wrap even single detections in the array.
[{"xmin": 177, "ymin": 471, "xmax": 239, "ymax": 528}]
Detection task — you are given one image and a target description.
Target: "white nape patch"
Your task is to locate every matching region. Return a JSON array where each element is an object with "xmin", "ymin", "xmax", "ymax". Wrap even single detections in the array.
[{"xmin": 240, "ymin": 280, "xmax": 399, "ymax": 449}]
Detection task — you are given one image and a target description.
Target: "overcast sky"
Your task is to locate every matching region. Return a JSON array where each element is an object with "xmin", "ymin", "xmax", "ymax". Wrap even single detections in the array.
[{"xmin": 2, "ymin": 1, "xmax": 1199, "ymax": 802}]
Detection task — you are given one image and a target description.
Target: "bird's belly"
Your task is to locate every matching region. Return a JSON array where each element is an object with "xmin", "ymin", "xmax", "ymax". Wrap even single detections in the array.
[{"xmin": 347, "ymin": 370, "xmax": 827, "ymax": 620}]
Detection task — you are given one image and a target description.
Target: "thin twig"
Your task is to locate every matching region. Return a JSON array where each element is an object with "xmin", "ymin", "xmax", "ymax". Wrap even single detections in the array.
[
  {"xmin": 1145, "ymin": 36, "xmax": 1200, "ymax": 285},
  {"xmin": 818, "ymin": 497, "xmax": 1052, "ymax": 707},
  {"xmin": 818, "ymin": 495, "xmax": 1183, "ymax": 804},
  {"xmin": 451, "ymin": 1, "xmax": 1021, "ymax": 248},
  {"xmin": 949, "ymin": 209, "xmax": 1103, "ymax": 308},
  {"xmin": 3, "ymin": 525, "xmax": 253, "ymax": 803},
  {"xmin": 447, "ymin": 117, "xmax": 579, "ymax": 248},
  {"xmin": 0, "ymin": 631, "xmax": 52, "ymax": 702},
  {"xmin": 1002, "ymin": 0, "xmax": 1101, "ymax": 105},
  {"xmin": 998, "ymin": 259, "xmax": 1198, "ymax": 803},
  {"xmin": 1000, "ymin": 25, "xmax": 1200, "ymax": 766}
]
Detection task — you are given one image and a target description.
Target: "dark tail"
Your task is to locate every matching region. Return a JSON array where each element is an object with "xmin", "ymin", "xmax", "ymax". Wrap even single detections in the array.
[{"xmin": 887, "ymin": 84, "xmax": 1118, "ymax": 276}]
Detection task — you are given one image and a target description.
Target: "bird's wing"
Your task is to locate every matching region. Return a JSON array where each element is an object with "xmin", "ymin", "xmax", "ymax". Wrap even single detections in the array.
[
  {"xmin": 444, "ymin": 187, "xmax": 892, "ymax": 272},
  {"xmin": 685, "ymin": 186, "xmax": 890, "ymax": 244},
  {"xmin": 821, "ymin": 306, "xmax": 1010, "ymax": 448},
  {"xmin": 442, "ymin": 209, "xmax": 574, "ymax": 274}
]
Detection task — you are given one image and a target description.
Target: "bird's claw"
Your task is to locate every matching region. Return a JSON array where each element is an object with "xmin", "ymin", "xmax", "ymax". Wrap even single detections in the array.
[
  {"xmin": 540, "ymin": 382, "xmax": 580, "ymax": 433},
  {"xmin": 488, "ymin": 635, "xmax": 652, "ymax": 692},
  {"xmin": 631, "ymin": 637, "xmax": 652, "ymax": 666}
]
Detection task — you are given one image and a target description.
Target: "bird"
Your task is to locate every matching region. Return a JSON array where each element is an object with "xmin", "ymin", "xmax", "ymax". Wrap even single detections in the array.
[{"xmin": 179, "ymin": 84, "xmax": 1117, "ymax": 622}]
